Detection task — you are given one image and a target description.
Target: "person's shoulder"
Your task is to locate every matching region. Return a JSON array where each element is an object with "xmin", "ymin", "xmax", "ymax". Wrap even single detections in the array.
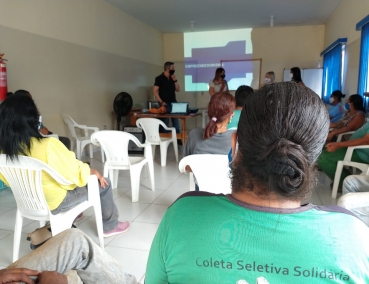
[
  {"xmin": 209, "ymin": 80, "xmax": 214, "ymax": 86},
  {"xmin": 170, "ymin": 191, "xmax": 226, "ymax": 208},
  {"xmin": 189, "ymin": 127, "xmax": 204, "ymax": 138}
]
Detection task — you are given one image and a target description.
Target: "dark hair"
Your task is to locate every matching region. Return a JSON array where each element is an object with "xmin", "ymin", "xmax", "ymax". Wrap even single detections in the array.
[
  {"xmin": 349, "ymin": 94, "xmax": 365, "ymax": 112},
  {"xmin": 6, "ymin": 92, "xmax": 13, "ymax": 98},
  {"xmin": 291, "ymin": 67, "xmax": 303, "ymax": 83},
  {"xmin": 6, "ymin": 89, "xmax": 31, "ymax": 98},
  {"xmin": 164, "ymin": 62, "xmax": 174, "ymax": 71},
  {"xmin": 235, "ymin": 85, "xmax": 253, "ymax": 107},
  {"xmin": 232, "ymin": 82, "xmax": 329, "ymax": 201},
  {"xmin": 331, "ymin": 90, "xmax": 345, "ymax": 102},
  {"xmin": 204, "ymin": 92, "xmax": 235, "ymax": 139},
  {"xmin": 213, "ymin": 68, "xmax": 225, "ymax": 81},
  {"xmin": 0, "ymin": 95, "xmax": 43, "ymax": 160}
]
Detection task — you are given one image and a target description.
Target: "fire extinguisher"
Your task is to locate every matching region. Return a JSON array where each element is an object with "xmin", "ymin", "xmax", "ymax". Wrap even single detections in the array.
[{"xmin": 0, "ymin": 54, "xmax": 8, "ymax": 101}]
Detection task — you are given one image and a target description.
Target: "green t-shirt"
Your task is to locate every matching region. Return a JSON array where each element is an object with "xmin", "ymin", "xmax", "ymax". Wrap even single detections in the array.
[
  {"xmin": 350, "ymin": 121, "xmax": 369, "ymax": 162},
  {"xmin": 228, "ymin": 109, "xmax": 241, "ymax": 130},
  {"xmin": 146, "ymin": 192, "xmax": 369, "ymax": 284}
]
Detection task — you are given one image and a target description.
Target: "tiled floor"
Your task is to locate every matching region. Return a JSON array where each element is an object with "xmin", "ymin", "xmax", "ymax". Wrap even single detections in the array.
[{"xmin": 0, "ymin": 147, "xmax": 341, "ymax": 282}]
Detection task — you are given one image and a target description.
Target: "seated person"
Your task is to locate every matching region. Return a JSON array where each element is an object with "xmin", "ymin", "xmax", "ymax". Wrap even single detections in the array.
[
  {"xmin": 318, "ymin": 120, "xmax": 369, "ymax": 188},
  {"xmin": 3, "ymin": 228, "xmax": 137, "ymax": 284},
  {"xmin": 327, "ymin": 94, "xmax": 366, "ymax": 142},
  {"xmin": 343, "ymin": 175, "xmax": 369, "ymax": 225},
  {"xmin": 9, "ymin": 89, "xmax": 71, "ymax": 150},
  {"xmin": 145, "ymin": 82, "xmax": 369, "ymax": 283},
  {"xmin": 183, "ymin": 92, "xmax": 235, "ymax": 190},
  {"xmin": 328, "ymin": 90, "xmax": 345, "ymax": 123},
  {"xmin": 227, "ymin": 85, "xmax": 253, "ymax": 130},
  {"xmin": 0, "ymin": 95, "xmax": 129, "ymax": 237}
]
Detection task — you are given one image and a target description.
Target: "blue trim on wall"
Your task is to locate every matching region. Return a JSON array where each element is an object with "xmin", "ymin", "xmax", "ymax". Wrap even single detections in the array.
[
  {"xmin": 320, "ymin": 38, "xmax": 347, "ymax": 56},
  {"xmin": 356, "ymin": 15, "xmax": 369, "ymax": 31}
]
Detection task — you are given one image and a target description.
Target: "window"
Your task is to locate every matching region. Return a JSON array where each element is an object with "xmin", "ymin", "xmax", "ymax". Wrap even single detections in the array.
[
  {"xmin": 357, "ymin": 15, "xmax": 369, "ymax": 106},
  {"xmin": 320, "ymin": 38, "xmax": 347, "ymax": 104}
]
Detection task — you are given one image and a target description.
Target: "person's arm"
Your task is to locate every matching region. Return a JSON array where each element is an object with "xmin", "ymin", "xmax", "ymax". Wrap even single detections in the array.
[
  {"xmin": 326, "ymin": 134, "xmax": 369, "ymax": 152},
  {"xmin": 327, "ymin": 114, "xmax": 366, "ymax": 142},
  {"xmin": 328, "ymin": 105, "xmax": 341, "ymax": 120},
  {"xmin": 171, "ymin": 74, "xmax": 180, "ymax": 92},
  {"xmin": 209, "ymin": 87, "xmax": 215, "ymax": 95},
  {"xmin": 330, "ymin": 122, "xmax": 338, "ymax": 128},
  {"xmin": 153, "ymin": 86, "xmax": 166, "ymax": 106}
]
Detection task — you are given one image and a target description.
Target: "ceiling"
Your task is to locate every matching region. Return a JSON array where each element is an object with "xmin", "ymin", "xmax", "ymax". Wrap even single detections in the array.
[{"xmin": 104, "ymin": 0, "xmax": 343, "ymax": 33}]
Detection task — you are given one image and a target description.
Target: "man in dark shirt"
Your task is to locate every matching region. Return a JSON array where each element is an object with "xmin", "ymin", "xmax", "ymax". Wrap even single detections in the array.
[{"xmin": 153, "ymin": 62, "xmax": 180, "ymax": 134}]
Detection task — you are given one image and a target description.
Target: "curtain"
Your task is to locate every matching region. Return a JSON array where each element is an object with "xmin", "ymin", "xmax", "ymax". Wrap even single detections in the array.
[
  {"xmin": 358, "ymin": 23, "xmax": 369, "ymax": 108},
  {"xmin": 321, "ymin": 44, "xmax": 342, "ymax": 104}
]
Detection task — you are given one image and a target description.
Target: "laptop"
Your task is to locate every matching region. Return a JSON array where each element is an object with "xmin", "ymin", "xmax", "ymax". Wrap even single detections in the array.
[{"xmin": 169, "ymin": 102, "xmax": 189, "ymax": 114}]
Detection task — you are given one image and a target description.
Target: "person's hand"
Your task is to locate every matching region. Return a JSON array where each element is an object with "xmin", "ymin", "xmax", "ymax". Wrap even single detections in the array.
[
  {"xmin": 0, "ymin": 268, "xmax": 40, "ymax": 284},
  {"xmin": 90, "ymin": 168, "xmax": 108, "ymax": 188},
  {"xmin": 185, "ymin": 165, "xmax": 192, "ymax": 172},
  {"xmin": 326, "ymin": 142, "xmax": 340, "ymax": 153},
  {"xmin": 39, "ymin": 127, "xmax": 49, "ymax": 135},
  {"xmin": 171, "ymin": 75, "xmax": 177, "ymax": 81},
  {"xmin": 36, "ymin": 271, "xmax": 67, "ymax": 284}
]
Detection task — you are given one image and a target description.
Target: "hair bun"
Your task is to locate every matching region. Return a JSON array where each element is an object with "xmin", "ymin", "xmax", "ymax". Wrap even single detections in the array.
[
  {"xmin": 342, "ymin": 94, "xmax": 346, "ymax": 98},
  {"xmin": 265, "ymin": 138, "xmax": 307, "ymax": 195}
]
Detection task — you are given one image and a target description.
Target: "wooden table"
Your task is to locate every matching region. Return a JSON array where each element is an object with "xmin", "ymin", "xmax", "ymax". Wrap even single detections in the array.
[{"xmin": 130, "ymin": 112, "xmax": 201, "ymax": 144}]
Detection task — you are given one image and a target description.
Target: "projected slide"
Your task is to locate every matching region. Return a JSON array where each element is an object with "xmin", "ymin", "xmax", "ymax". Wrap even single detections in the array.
[{"xmin": 184, "ymin": 28, "xmax": 257, "ymax": 92}]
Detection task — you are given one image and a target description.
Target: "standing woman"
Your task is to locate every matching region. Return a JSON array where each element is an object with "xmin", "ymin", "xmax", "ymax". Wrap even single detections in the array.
[
  {"xmin": 328, "ymin": 90, "xmax": 345, "ymax": 123},
  {"xmin": 290, "ymin": 67, "xmax": 304, "ymax": 86},
  {"xmin": 264, "ymin": 71, "xmax": 275, "ymax": 84},
  {"xmin": 209, "ymin": 68, "xmax": 228, "ymax": 96}
]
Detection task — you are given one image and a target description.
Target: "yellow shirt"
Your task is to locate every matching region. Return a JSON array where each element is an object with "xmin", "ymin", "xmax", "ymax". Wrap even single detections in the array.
[{"xmin": 0, "ymin": 137, "xmax": 90, "ymax": 210}]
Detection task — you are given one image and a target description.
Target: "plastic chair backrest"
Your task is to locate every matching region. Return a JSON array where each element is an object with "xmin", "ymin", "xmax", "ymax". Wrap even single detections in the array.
[
  {"xmin": 61, "ymin": 114, "xmax": 78, "ymax": 139},
  {"xmin": 136, "ymin": 118, "xmax": 165, "ymax": 143},
  {"xmin": 0, "ymin": 154, "xmax": 73, "ymax": 217},
  {"xmin": 91, "ymin": 131, "xmax": 143, "ymax": 167},
  {"xmin": 179, "ymin": 154, "xmax": 231, "ymax": 194}
]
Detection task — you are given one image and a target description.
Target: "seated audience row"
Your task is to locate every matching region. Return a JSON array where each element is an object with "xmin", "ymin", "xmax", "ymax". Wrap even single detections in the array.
[
  {"xmin": 2, "ymin": 83, "xmax": 369, "ymax": 283},
  {"xmin": 0, "ymin": 95, "xmax": 130, "ymax": 238}
]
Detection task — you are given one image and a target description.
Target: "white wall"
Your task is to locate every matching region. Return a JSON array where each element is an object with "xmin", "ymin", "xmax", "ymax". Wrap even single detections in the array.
[{"xmin": 0, "ymin": 0, "xmax": 163, "ymax": 136}]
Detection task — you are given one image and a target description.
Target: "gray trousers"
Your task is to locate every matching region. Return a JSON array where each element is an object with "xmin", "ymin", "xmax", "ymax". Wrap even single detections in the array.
[
  {"xmin": 8, "ymin": 228, "xmax": 138, "ymax": 284},
  {"xmin": 343, "ymin": 175, "xmax": 369, "ymax": 224},
  {"xmin": 51, "ymin": 178, "xmax": 119, "ymax": 232}
]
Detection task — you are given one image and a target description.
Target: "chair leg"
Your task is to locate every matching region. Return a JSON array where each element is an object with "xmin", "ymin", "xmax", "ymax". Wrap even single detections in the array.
[
  {"xmin": 147, "ymin": 160, "xmax": 155, "ymax": 191},
  {"xmin": 332, "ymin": 161, "xmax": 344, "ymax": 198},
  {"xmin": 92, "ymin": 204, "xmax": 104, "ymax": 249},
  {"xmin": 159, "ymin": 143, "xmax": 169, "ymax": 167},
  {"xmin": 130, "ymin": 166, "xmax": 143, "ymax": 202},
  {"xmin": 109, "ymin": 169, "xmax": 119, "ymax": 189},
  {"xmin": 172, "ymin": 139, "xmax": 178, "ymax": 162},
  {"xmin": 39, "ymin": 220, "xmax": 46, "ymax": 227},
  {"xmin": 13, "ymin": 211, "xmax": 23, "ymax": 262},
  {"xmin": 89, "ymin": 144, "xmax": 93, "ymax": 158}
]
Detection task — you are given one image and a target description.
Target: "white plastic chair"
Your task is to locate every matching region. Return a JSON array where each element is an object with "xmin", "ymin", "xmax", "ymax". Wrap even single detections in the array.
[
  {"xmin": 178, "ymin": 154, "xmax": 231, "ymax": 194},
  {"xmin": 338, "ymin": 192, "xmax": 369, "ymax": 226},
  {"xmin": 136, "ymin": 118, "xmax": 178, "ymax": 167},
  {"xmin": 91, "ymin": 131, "xmax": 155, "ymax": 202},
  {"xmin": 336, "ymin": 131, "xmax": 355, "ymax": 142},
  {"xmin": 61, "ymin": 114, "xmax": 104, "ymax": 162},
  {"xmin": 0, "ymin": 154, "xmax": 104, "ymax": 262},
  {"xmin": 331, "ymin": 146, "xmax": 369, "ymax": 198}
]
